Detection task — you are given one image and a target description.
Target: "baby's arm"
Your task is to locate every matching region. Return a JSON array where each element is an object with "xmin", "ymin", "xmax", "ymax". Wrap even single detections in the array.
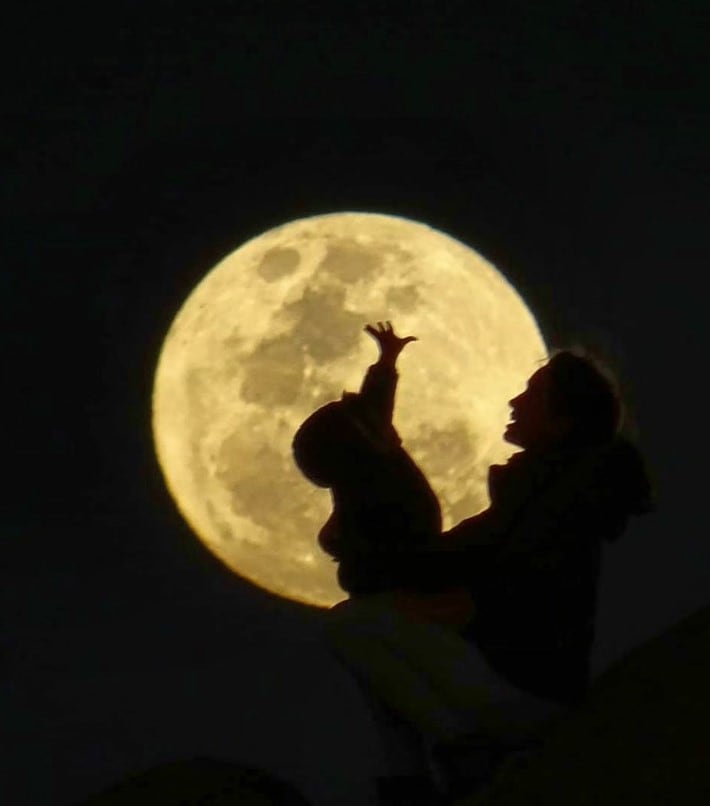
[
  {"xmin": 364, "ymin": 321, "xmax": 417, "ymax": 370},
  {"xmin": 357, "ymin": 321, "xmax": 417, "ymax": 428}
]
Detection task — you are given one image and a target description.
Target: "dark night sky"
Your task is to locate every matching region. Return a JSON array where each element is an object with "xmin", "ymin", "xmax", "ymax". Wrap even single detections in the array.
[{"xmin": 3, "ymin": 3, "xmax": 708, "ymax": 804}]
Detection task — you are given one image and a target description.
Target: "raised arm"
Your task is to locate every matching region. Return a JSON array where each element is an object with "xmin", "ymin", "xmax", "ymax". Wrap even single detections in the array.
[
  {"xmin": 364, "ymin": 321, "xmax": 417, "ymax": 369},
  {"xmin": 356, "ymin": 321, "xmax": 417, "ymax": 428}
]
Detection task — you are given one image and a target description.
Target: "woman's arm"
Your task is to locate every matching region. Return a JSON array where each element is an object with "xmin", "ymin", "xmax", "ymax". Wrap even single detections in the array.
[{"xmin": 337, "ymin": 512, "xmax": 502, "ymax": 593}]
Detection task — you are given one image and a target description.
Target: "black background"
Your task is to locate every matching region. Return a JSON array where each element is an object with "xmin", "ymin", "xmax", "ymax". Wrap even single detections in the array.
[{"xmin": 3, "ymin": 3, "xmax": 708, "ymax": 804}]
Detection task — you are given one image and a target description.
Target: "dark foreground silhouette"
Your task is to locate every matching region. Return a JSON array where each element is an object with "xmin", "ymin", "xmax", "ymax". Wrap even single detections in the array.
[
  {"xmin": 74, "ymin": 604, "xmax": 710, "ymax": 806},
  {"xmin": 460, "ymin": 602, "xmax": 710, "ymax": 805},
  {"xmin": 294, "ymin": 323, "xmax": 653, "ymax": 803},
  {"xmin": 79, "ymin": 758, "xmax": 311, "ymax": 805}
]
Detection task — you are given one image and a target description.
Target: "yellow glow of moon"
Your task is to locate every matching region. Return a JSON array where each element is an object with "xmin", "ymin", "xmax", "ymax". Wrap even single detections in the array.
[{"xmin": 152, "ymin": 212, "xmax": 547, "ymax": 607}]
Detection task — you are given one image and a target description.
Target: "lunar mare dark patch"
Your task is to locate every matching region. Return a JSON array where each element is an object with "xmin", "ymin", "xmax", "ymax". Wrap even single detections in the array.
[
  {"xmin": 257, "ymin": 247, "xmax": 301, "ymax": 281},
  {"xmin": 403, "ymin": 420, "xmax": 490, "ymax": 518},
  {"xmin": 215, "ymin": 434, "xmax": 315, "ymax": 543},
  {"xmin": 386, "ymin": 283, "xmax": 420, "ymax": 312},
  {"xmin": 384, "ymin": 243, "xmax": 415, "ymax": 263},
  {"xmin": 406, "ymin": 419, "xmax": 477, "ymax": 479},
  {"xmin": 283, "ymin": 285, "xmax": 363, "ymax": 363},
  {"xmin": 206, "ymin": 499, "xmax": 234, "ymax": 543},
  {"xmin": 316, "ymin": 239, "xmax": 381, "ymax": 283},
  {"xmin": 240, "ymin": 335, "xmax": 305, "ymax": 406}
]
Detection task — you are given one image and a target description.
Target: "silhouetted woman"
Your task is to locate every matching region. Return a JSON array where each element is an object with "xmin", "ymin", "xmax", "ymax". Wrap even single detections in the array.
[
  {"xmin": 322, "ymin": 351, "xmax": 650, "ymax": 732},
  {"xmin": 440, "ymin": 351, "xmax": 654, "ymax": 709},
  {"xmin": 295, "ymin": 331, "xmax": 653, "ymax": 798}
]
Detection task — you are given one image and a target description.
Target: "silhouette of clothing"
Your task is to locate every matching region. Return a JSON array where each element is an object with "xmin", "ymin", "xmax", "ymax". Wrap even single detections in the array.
[
  {"xmin": 342, "ymin": 436, "xmax": 652, "ymax": 706},
  {"xmin": 294, "ymin": 359, "xmax": 442, "ymax": 595},
  {"xmin": 327, "ymin": 591, "xmax": 566, "ymax": 745}
]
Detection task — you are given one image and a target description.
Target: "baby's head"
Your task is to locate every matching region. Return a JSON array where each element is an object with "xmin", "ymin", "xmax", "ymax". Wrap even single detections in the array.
[{"xmin": 292, "ymin": 399, "xmax": 367, "ymax": 488}]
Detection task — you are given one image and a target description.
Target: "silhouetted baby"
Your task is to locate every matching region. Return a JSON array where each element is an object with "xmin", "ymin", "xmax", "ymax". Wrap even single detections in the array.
[{"xmin": 292, "ymin": 322, "xmax": 442, "ymax": 594}]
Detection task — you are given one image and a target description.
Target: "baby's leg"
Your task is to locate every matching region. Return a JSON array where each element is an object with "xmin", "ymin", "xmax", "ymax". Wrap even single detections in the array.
[{"xmin": 326, "ymin": 595, "xmax": 487, "ymax": 741}]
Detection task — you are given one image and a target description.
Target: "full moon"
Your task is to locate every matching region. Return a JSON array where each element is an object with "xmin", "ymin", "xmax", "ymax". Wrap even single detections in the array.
[{"xmin": 152, "ymin": 212, "xmax": 547, "ymax": 607}]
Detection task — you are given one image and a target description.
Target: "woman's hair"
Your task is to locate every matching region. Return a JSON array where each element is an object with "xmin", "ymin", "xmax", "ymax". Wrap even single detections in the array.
[
  {"xmin": 545, "ymin": 349, "xmax": 623, "ymax": 446},
  {"xmin": 536, "ymin": 350, "xmax": 654, "ymax": 541}
]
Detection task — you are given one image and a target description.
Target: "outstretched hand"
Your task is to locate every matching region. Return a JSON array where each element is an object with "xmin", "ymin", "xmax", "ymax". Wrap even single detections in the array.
[{"xmin": 365, "ymin": 321, "xmax": 417, "ymax": 365}]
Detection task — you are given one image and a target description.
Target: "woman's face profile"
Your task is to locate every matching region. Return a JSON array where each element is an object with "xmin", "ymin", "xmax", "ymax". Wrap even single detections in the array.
[{"xmin": 504, "ymin": 366, "xmax": 562, "ymax": 449}]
